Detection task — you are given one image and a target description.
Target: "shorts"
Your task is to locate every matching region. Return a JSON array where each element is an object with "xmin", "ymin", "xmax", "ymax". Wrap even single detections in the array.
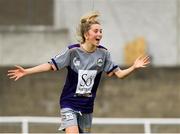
[{"xmin": 58, "ymin": 108, "xmax": 92, "ymax": 133}]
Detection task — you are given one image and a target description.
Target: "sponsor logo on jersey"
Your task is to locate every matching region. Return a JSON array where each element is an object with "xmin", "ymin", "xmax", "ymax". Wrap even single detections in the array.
[
  {"xmin": 73, "ymin": 57, "xmax": 80, "ymax": 66},
  {"xmin": 97, "ymin": 58, "xmax": 103, "ymax": 67},
  {"xmin": 75, "ymin": 70, "xmax": 97, "ymax": 97}
]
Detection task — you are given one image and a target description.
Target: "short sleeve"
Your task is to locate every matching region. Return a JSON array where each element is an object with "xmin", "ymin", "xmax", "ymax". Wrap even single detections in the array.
[
  {"xmin": 104, "ymin": 51, "xmax": 120, "ymax": 74},
  {"xmin": 48, "ymin": 47, "xmax": 70, "ymax": 70}
]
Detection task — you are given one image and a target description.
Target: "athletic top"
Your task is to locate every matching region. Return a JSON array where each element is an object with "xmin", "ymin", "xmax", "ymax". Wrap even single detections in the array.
[{"xmin": 49, "ymin": 44, "xmax": 120, "ymax": 113}]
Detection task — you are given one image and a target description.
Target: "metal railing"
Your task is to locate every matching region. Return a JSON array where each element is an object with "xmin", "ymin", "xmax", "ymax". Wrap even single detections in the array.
[{"xmin": 1, "ymin": 116, "xmax": 180, "ymax": 133}]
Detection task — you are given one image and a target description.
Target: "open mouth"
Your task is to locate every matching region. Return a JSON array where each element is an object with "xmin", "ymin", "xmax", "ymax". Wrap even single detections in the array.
[{"xmin": 96, "ymin": 39, "xmax": 100, "ymax": 41}]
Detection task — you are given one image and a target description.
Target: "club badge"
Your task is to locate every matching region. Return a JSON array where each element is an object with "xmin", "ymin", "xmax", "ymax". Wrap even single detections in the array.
[{"xmin": 97, "ymin": 58, "xmax": 103, "ymax": 67}]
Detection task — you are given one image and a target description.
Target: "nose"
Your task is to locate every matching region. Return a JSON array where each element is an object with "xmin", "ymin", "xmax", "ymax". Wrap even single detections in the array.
[{"xmin": 98, "ymin": 31, "xmax": 102, "ymax": 37}]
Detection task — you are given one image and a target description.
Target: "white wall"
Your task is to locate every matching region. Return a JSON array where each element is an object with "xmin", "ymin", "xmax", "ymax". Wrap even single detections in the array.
[
  {"xmin": 56, "ymin": 0, "xmax": 178, "ymax": 67},
  {"xmin": 0, "ymin": 0, "xmax": 179, "ymax": 66}
]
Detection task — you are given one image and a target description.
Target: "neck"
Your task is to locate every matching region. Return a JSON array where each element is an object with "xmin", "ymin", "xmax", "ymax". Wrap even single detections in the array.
[{"xmin": 81, "ymin": 42, "xmax": 97, "ymax": 53}]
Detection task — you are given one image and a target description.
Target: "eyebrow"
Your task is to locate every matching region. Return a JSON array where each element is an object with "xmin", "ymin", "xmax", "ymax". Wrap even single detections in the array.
[{"xmin": 93, "ymin": 28, "xmax": 102, "ymax": 31}]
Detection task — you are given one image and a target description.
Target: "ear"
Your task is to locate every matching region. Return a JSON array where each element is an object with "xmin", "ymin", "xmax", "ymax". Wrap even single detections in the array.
[{"xmin": 84, "ymin": 32, "xmax": 89, "ymax": 40}]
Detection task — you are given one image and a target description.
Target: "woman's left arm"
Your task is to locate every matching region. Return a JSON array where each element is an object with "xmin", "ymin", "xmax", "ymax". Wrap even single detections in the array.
[{"xmin": 114, "ymin": 55, "xmax": 150, "ymax": 79}]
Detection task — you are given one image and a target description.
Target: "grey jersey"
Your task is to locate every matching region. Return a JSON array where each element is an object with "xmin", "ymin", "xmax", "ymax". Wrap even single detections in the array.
[{"xmin": 49, "ymin": 44, "xmax": 119, "ymax": 113}]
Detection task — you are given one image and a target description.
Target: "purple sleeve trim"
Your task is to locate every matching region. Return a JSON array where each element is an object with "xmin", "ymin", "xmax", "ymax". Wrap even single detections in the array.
[
  {"xmin": 98, "ymin": 45, "xmax": 107, "ymax": 50},
  {"xmin": 107, "ymin": 65, "xmax": 119, "ymax": 74},
  {"xmin": 51, "ymin": 58, "xmax": 59, "ymax": 70},
  {"xmin": 68, "ymin": 44, "xmax": 80, "ymax": 49}
]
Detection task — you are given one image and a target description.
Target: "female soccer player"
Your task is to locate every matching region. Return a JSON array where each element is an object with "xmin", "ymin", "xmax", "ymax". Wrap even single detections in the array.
[{"xmin": 7, "ymin": 11, "xmax": 150, "ymax": 134}]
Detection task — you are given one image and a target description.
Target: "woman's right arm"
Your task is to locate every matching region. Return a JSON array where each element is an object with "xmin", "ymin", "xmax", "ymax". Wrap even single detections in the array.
[{"xmin": 7, "ymin": 63, "xmax": 56, "ymax": 81}]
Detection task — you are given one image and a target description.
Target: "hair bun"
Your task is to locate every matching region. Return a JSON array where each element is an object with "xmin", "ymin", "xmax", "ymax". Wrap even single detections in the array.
[
  {"xmin": 80, "ymin": 11, "xmax": 100, "ymax": 24},
  {"xmin": 81, "ymin": 19, "xmax": 87, "ymax": 24}
]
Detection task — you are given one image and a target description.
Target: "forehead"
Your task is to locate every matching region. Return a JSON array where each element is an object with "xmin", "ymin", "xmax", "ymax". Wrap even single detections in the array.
[{"xmin": 90, "ymin": 24, "xmax": 102, "ymax": 30}]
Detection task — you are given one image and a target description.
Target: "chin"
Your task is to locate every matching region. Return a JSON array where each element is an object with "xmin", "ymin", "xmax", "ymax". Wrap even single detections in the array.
[
  {"xmin": 95, "ymin": 42, "xmax": 100, "ymax": 46},
  {"xmin": 91, "ymin": 41, "xmax": 100, "ymax": 47}
]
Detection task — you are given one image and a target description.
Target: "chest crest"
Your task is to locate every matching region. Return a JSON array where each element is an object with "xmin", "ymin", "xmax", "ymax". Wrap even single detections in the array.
[{"xmin": 97, "ymin": 58, "xmax": 103, "ymax": 67}]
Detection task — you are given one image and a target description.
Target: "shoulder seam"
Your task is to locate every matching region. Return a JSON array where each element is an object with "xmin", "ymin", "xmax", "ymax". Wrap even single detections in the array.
[
  {"xmin": 98, "ymin": 45, "xmax": 108, "ymax": 50},
  {"xmin": 68, "ymin": 44, "xmax": 80, "ymax": 49}
]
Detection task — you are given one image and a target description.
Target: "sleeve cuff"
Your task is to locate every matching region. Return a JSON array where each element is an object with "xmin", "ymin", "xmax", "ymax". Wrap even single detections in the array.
[
  {"xmin": 106, "ymin": 65, "xmax": 120, "ymax": 74},
  {"xmin": 49, "ymin": 58, "xmax": 59, "ymax": 70}
]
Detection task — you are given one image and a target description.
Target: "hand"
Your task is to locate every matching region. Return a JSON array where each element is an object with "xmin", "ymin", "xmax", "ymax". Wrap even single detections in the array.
[
  {"xmin": 133, "ymin": 55, "xmax": 150, "ymax": 69},
  {"xmin": 7, "ymin": 65, "xmax": 27, "ymax": 81}
]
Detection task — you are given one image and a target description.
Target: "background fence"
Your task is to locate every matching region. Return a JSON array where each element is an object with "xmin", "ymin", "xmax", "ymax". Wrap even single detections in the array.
[{"xmin": 1, "ymin": 116, "xmax": 180, "ymax": 133}]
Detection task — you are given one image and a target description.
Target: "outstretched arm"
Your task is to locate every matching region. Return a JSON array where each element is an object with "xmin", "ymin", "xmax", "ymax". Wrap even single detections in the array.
[
  {"xmin": 7, "ymin": 63, "xmax": 55, "ymax": 81},
  {"xmin": 114, "ymin": 55, "xmax": 150, "ymax": 79}
]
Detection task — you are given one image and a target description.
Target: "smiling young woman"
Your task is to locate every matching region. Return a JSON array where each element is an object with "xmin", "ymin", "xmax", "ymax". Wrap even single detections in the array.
[{"xmin": 7, "ymin": 11, "xmax": 150, "ymax": 134}]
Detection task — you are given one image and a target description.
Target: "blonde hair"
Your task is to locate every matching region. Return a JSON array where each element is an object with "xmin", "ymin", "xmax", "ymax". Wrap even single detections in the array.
[{"xmin": 77, "ymin": 11, "xmax": 100, "ymax": 43}]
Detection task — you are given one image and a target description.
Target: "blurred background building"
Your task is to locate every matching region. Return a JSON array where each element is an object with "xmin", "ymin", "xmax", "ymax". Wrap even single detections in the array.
[{"xmin": 1, "ymin": 0, "xmax": 180, "ymax": 133}]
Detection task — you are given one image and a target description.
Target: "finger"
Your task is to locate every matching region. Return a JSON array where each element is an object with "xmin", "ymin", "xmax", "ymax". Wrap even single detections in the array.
[
  {"xmin": 144, "ymin": 59, "xmax": 151, "ymax": 64},
  {"xmin": 15, "ymin": 76, "xmax": 20, "ymax": 81},
  {"xmin": 143, "ymin": 56, "xmax": 150, "ymax": 62},
  {"xmin": 141, "ymin": 65, "xmax": 147, "ymax": 68},
  {"xmin": 143, "ymin": 59, "xmax": 150, "ymax": 64},
  {"xmin": 143, "ymin": 61, "xmax": 150, "ymax": 66},
  {"xmin": 8, "ymin": 70, "xmax": 16, "ymax": 73},
  {"xmin": 137, "ymin": 55, "xmax": 143, "ymax": 60},
  {"xmin": 15, "ymin": 65, "xmax": 24, "ymax": 70},
  {"xmin": 142, "ymin": 55, "xmax": 148, "ymax": 59},
  {"xmin": 146, "ymin": 60, "xmax": 151, "ymax": 63},
  {"xmin": 137, "ymin": 55, "xmax": 147, "ymax": 61},
  {"xmin": 7, "ymin": 72, "xmax": 15, "ymax": 76},
  {"xmin": 9, "ymin": 75, "xmax": 17, "ymax": 79}
]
